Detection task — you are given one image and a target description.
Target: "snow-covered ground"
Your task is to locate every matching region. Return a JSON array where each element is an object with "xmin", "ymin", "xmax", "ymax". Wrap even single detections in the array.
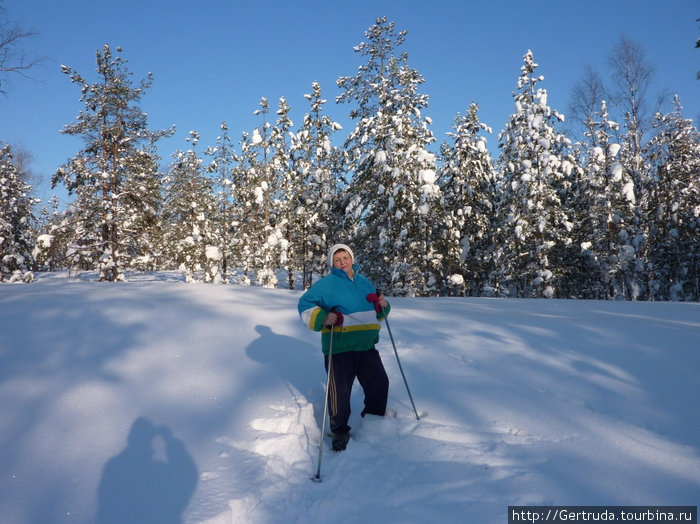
[{"xmin": 1, "ymin": 272, "xmax": 698, "ymax": 524}]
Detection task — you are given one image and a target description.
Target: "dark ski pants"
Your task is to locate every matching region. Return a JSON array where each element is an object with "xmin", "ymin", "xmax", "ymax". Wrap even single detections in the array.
[{"xmin": 324, "ymin": 348, "xmax": 389, "ymax": 435}]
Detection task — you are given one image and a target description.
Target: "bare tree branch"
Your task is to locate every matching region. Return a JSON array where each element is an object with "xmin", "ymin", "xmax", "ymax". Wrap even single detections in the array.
[
  {"xmin": 567, "ymin": 64, "xmax": 607, "ymax": 142},
  {"xmin": 0, "ymin": 4, "xmax": 45, "ymax": 94}
]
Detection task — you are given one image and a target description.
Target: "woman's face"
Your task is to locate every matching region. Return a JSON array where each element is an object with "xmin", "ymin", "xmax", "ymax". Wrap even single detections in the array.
[{"xmin": 332, "ymin": 250, "xmax": 354, "ymax": 277}]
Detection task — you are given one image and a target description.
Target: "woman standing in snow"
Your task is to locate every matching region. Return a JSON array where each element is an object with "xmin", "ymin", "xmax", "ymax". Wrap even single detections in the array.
[{"xmin": 298, "ymin": 243, "xmax": 390, "ymax": 452}]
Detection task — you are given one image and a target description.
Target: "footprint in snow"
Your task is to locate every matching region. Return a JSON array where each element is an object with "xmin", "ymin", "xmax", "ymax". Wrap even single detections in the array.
[{"xmin": 220, "ymin": 401, "xmax": 318, "ymax": 480}]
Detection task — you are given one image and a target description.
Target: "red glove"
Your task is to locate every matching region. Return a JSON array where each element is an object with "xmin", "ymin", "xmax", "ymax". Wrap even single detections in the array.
[{"xmin": 366, "ymin": 293, "xmax": 382, "ymax": 313}]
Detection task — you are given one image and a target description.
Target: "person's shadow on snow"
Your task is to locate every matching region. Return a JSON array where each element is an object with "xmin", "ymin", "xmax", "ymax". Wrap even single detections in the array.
[
  {"xmin": 96, "ymin": 417, "xmax": 198, "ymax": 524},
  {"xmin": 245, "ymin": 325, "xmax": 320, "ymax": 400}
]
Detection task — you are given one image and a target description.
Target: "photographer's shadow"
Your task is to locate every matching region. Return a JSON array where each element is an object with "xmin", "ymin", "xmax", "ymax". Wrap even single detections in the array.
[{"xmin": 96, "ymin": 417, "xmax": 198, "ymax": 524}]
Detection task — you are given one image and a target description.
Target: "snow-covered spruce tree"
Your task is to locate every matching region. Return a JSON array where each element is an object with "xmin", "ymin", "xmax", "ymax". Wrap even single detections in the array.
[
  {"xmin": 338, "ymin": 17, "xmax": 442, "ymax": 296},
  {"xmin": 269, "ymin": 97, "xmax": 294, "ymax": 288},
  {"xmin": 205, "ymin": 121, "xmax": 238, "ymax": 283},
  {"xmin": 0, "ymin": 143, "xmax": 39, "ymax": 282},
  {"xmin": 645, "ymin": 96, "xmax": 700, "ymax": 300},
  {"xmin": 575, "ymin": 100, "xmax": 641, "ymax": 299},
  {"xmin": 565, "ymin": 66, "xmax": 614, "ymax": 298},
  {"xmin": 613, "ymin": 126, "xmax": 649, "ymax": 300},
  {"xmin": 292, "ymin": 81, "xmax": 345, "ymax": 289},
  {"xmin": 557, "ymin": 151, "xmax": 595, "ymax": 299},
  {"xmin": 162, "ymin": 132, "xmax": 218, "ymax": 283},
  {"xmin": 52, "ymin": 45, "xmax": 171, "ymax": 281},
  {"xmin": 438, "ymin": 103, "xmax": 497, "ymax": 296},
  {"xmin": 571, "ymin": 100, "xmax": 619, "ymax": 298},
  {"xmin": 495, "ymin": 50, "xmax": 578, "ymax": 298}
]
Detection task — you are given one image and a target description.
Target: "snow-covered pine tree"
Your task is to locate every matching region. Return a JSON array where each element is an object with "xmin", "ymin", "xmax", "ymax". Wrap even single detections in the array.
[
  {"xmin": 269, "ymin": 97, "xmax": 294, "ymax": 288},
  {"xmin": 0, "ymin": 143, "xmax": 39, "ymax": 282},
  {"xmin": 438, "ymin": 103, "xmax": 497, "ymax": 296},
  {"xmin": 251, "ymin": 97, "xmax": 278, "ymax": 288},
  {"xmin": 338, "ymin": 17, "xmax": 441, "ymax": 296},
  {"xmin": 496, "ymin": 50, "xmax": 578, "ymax": 298},
  {"xmin": 645, "ymin": 96, "xmax": 700, "ymax": 300},
  {"xmin": 34, "ymin": 195, "xmax": 65, "ymax": 272},
  {"xmin": 230, "ymin": 130, "xmax": 262, "ymax": 286},
  {"xmin": 205, "ymin": 121, "xmax": 238, "ymax": 283},
  {"xmin": 53, "ymin": 45, "xmax": 171, "ymax": 281},
  {"xmin": 119, "ymin": 146, "xmax": 164, "ymax": 272},
  {"xmin": 292, "ymin": 81, "xmax": 345, "ymax": 288},
  {"xmin": 53, "ymin": 175, "xmax": 102, "ymax": 273},
  {"xmin": 162, "ymin": 131, "xmax": 218, "ymax": 283}
]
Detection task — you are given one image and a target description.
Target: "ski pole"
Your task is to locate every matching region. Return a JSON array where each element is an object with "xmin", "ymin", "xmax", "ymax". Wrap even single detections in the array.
[
  {"xmin": 312, "ymin": 318, "xmax": 335, "ymax": 482},
  {"xmin": 376, "ymin": 290, "xmax": 420, "ymax": 421}
]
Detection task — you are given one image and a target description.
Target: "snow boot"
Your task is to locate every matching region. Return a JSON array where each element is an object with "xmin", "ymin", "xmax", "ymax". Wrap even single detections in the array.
[{"xmin": 332, "ymin": 432, "xmax": 350, "ymax": 452}]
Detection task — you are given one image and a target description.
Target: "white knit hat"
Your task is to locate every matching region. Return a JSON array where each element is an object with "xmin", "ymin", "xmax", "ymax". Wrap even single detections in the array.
[{"xmin": 328, "ymin": 243, "xmax": 354, "ymax": 268}]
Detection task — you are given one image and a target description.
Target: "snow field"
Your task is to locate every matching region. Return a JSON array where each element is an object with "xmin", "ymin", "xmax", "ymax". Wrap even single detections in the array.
[{"xmin": 0, "ymin": 273, "xmax": 698, "ymax": 523}]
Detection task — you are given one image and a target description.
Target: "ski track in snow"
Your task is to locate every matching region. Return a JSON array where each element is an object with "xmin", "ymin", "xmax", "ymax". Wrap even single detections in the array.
[{"xmin": 0, "ymin": 272, "xmax": 699, "ymax": 524}]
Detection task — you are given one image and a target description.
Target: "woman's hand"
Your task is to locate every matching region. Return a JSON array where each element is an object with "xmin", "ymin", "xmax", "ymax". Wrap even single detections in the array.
[{"xmin": 323, "ymin": 312, "xmax": 341, "ymax": 326}]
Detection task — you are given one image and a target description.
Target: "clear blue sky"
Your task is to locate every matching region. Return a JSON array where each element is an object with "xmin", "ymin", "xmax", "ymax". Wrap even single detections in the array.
[{"xmin": 2, "ymin": 0, "xmax": 698, "ymax": 206}]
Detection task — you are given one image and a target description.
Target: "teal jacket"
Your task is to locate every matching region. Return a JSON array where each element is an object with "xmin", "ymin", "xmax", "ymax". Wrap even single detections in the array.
[{"xmin": 298, "ymin": 265, "xmax": 390, "ymax": 355}]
